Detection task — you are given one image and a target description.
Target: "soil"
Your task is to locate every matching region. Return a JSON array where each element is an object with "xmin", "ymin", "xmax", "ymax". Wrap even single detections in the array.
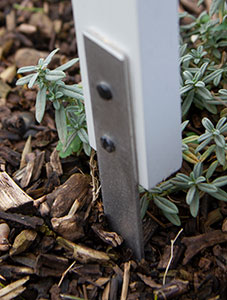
[{"xmin": 0, "ymin": 1, "xmax": 226, "ymax": 299}]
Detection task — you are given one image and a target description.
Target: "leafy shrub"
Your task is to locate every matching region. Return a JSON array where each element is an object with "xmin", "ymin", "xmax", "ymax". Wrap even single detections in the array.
[
  {"xmin": 16, "ymin": 49, "xmax": 91, "ymax": 157},
  {"xmin": 142, "ymin": 0, "xmax": 227, "ymax": 225}
]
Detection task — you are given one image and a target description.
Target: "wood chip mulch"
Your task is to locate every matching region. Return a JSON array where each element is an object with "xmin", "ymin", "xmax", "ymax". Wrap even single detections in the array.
[{"xmin": 0, "ymin": 1, "xmax": 226, "ymax": 299}]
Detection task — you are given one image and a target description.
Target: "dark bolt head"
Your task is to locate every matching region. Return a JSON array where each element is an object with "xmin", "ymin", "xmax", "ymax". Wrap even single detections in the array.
[
  {"xmin": 100, "ymin": 136, "xmax": 115, "ymax": 153},
  {"xmin": 96, "ymin": 82, "xmax": 113, "ymax": 100}
]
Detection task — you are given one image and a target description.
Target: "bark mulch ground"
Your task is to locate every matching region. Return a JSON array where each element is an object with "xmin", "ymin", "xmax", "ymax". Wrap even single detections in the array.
[{"xmin": 0, "ymin": 1, "xmax": 226, "ymax": 299}]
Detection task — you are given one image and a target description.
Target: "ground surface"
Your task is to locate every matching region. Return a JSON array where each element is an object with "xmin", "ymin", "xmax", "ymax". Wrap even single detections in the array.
[{"xmin": 0, "ymin": 1, "xmax": 226, "ymax": 299}]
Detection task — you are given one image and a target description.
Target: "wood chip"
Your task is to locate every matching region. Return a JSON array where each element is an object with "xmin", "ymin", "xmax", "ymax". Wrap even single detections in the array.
[
  {"xmin": 0, "ymin": 276, "xmax": 29, "ymax": 300},
  {"xmin": 0, "ymin": 171, "xmax": 34, "ymax": 212},
  {"xmin": 10, "ymin": 229, "xmax": 37, "ymax": 256},
  {"xmin": 120, "ymin": 261, "xmax": 131, "ymax": 300},
  {"xmin": 57, "ymin": 236, "xmax": 110, "ymax": 263},
  {"xmin": 153, "ymin": 279, "xmax": 189, "ymax": 300},
  {"xmin": 182, "ymin": 230, "xmax": 227, "ymax": 264}
]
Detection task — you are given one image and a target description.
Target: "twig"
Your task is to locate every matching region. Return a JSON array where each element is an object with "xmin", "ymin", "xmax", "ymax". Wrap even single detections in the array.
[
  {"xmin": 58, "ymin": 261, "xmax": 76, "ymax": 287},
  {"xmin": 146, "ymin": 211, "xmax": 166, "ymax": 228},
  {"xmin": 89, "ymin": 149, "xmax": 101, "ymax": 202},
  {"xmin": 120, "ymin": 261, "xmax": 131, "ymax": 300},
  {"xmin": 163, "ymin": 228, "xmax": 183, "ymax": 285},
  {"xmin": 82, "ymin": 284, "xmax": 88, "ymax": 300}
]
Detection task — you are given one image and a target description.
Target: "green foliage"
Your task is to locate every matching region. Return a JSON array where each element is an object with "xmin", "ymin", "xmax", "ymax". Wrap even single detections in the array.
[
  {"xmin": 16, "ymin": 49, "xmax": 91, "ymax": 157},
  {"xmin": 142, "ymin": 0, "xmax": 227, "ymax": 224}
]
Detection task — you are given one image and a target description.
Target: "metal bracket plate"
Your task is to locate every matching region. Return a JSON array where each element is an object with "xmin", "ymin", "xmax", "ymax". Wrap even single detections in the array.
[{"xmin": 84, "ymin": 32, "xmax": 144, "ymax": 259}]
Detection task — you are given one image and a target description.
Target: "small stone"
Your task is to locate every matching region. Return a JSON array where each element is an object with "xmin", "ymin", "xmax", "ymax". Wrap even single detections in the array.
[
  {"xmin": 10, "ymin": 229, "xmax": 37, "ymax": 256},
  {"xmin": 29, "ymin": 13, "xmax": 53, "ymax": 38},
  {"xmin": 17, "ymin": 24, "xmax": 37, "ymax": 35},
  {"xmin": 14, "ymin": 48, "xmax": 48, "ymax": 68},
  {"xmin": 222, "ymin": 218, "xmax": 227, "ymax": 232}
]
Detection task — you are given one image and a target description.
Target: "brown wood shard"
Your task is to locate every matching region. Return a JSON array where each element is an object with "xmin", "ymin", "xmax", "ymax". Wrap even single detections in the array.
[
  {"xmin": 0, "ymin": 171, "xmax": 34, "ymax": 213},
  {"xmin": 182, "ymin": 230, "xmax": 227, "ymax": 265},
  {"xmin": 48, "ymin": 173, "xmax": 91, "ymax": 218},
  {"xmin": 153, "ymin": 279, "xmax": 189, "ymax": 300}
]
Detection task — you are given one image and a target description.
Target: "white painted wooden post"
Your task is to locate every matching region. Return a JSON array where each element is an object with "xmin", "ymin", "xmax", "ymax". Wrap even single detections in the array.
[{"xmin": 71, "ymin": 0, "xmax": 182, "ymax": 258}]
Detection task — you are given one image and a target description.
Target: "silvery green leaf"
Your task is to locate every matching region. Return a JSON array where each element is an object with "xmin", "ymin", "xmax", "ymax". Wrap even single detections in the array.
[
  {"xmin": 203, "ymin": 69, "xmax": 223, "ymax": 84},
  {"xmin": 182, "ymin": 144, "xmax": 189, "ymax": 151},
  {"xmin": 55, "ymin": 91, "xmax": 64, "ymax": 99},
  {"xmin": 60, "ymin": 83, "xmax": 83, "ymax": 95},
  {"xmin": 195, "ymin": 137, "xmax": 212, "ymax": 153},
  {"xmin": 63, "ymin": 130, "xmax": 78, "ymax": 152},
  {"xmin": 208, "ymin": 187, "xmax": 227, "ymax": 201},
  {"xmin": 171, "ymin": 179, "xmax": 190, "ymax": 188},
  {"xmin": 195, "ymin": 81, "xmax": 205, "ymax": 88},
  {"xmin": 219, "ymin": 89, "xmax": 227, "ymax": 96},
  {"xmin": 202, "ymin": 117, "xmax": 214, "ymax": 131},
  {"xmin": 16, "ymin": 74, "xmax": 34, "ymax": 85},
  {"xmin": 78, "ymin": 114, "xmax": 86, "ymax": 126},
  {"xmin": 45, "ymin": 70, "xmax": 65, "ymax": 81},
  {"xmin": 200, "ymin": 62, "xmax": 209, "ymax": 75},
  {"xmin": 193, "ymin": 162, "xmax": 203, "ymax": 178},
  {"xmin": 185, "ymin": 79, "xmax": 194, "ymax": 85},
  {"xmin": 175, "ymin": 173, "xmax": 191, "ymax": 182},
  {"xmin": 186, "ymin": 186, "xmax": 196, "ymax": 205},
  {"xmin": 162, "ymin": 211, "xmax": 181, "ymax": 226},
  {"xmin": 180, "ymin": 85, "xmax": 193, "ymax": 96},
  {"xmin": 212, "ymin": 176, "xmax": 227, "ymax": 187},
  {"xmin": 78, "ymin": 128, "xmax": 89, "ymax": 144},
  {"xmin": 219, "ymin": 123, "xmax": 227, "ymax": 133},
  {"xmin": 195, "ymin": 176, "xmax": 206, "ymax": 184},
  {"xmin": 198, "ymin": 183, "xmax": 217, "ymax": 193},
  {"xmin": 197, "ymin": 87, "xmax": 213, "ymax": 100},
  {"xmin": 214, "ymin": 135, "xmax": 225, "ymax": 148},
  {"xmin": 55, "ymin": 58, "xmax": 79, "ymax": 71},
  {"xmin": 17, "ymin": 66, "xmax": 37, "ymax": 73},
  {"xmin": 193, "ymin": 70, "xmax": 202, "ymax": 82},
  {"xmin": 180, "ymin": 43, "xmax": 188, "ymax": 56},
  {"xmin": 181, "ymin": 54, "xmax": 193, "ymax": 63},
  {"xmin": 83, "ymin": 142, "xmax": 91, "ymax": 156},
  {"xmin": 43, "ymin": 48, "xmax": 59, "ymax": 66},
  {"xmin": 183, "ymin": 70, "xmax": 193, "ymax": 80},
  {"xmin": 140, "ymin": 194, "xmax": 149, "ymax": 219},
  {"xmin": 28, "ymin": 72, "xmax": 39, "ymax": 88},
  {"xmin": 213, "ymin": 73, "xmax": 222, "ymax": 86},
  {"xmin": 213, "ymin": 49, "xmax": 221, "ymax": 59},
  {"xmin": 160, "ymin": 182, "xmax": 174, "ymax": 192},
  {"xmin": 216, "ymin": 145, "xmax": 226, "ymax": 166},
  {"xmin": 153, "ymin": 196, "xmax": 178, "ymax": 214},
  {"xmin": 216, "ymin": 117, "xmax": 226, "ymax": 130},
  {"xmin": 202, "ymin": 101, "xmax": 217, "ymax": 114},
  {"xmin": 182, "ymin": 89, "xmax": 194, "ymax": 116},
  {"xmin": 53, "ymin": 100, "xmax": 60, "ymax": 110},
  {"xmin": 60, "ymin": 88, "xmax": 84, "ymax": 101},
  {"xmin": 199, "ymin": 144, "xmax": 216, "ymax": 162},
  {"xmin": 150, "ymin": 187, "xmax": 162, "ymax": 194},
  {"xmin": 183, "ymin": 135, "xmax": 199, "ymax": 143},
  {"xmin": 190, "ymin": 189, "xmax": 200, "ymax": 217},
  {"xmin": 35, "ymin": 86, "xmax": 47, "ymax": 123},
  {"xmin": 181, "ymin": 120, "xmax": 189, "ymax": 131},
  {"xmin": 206, "ymin": 160, "xmax": 218, "ymax": 179},
  {"xmin": 55, "ymin": 104, "xmax": 67, "ymax": 145},
  {"xmin": 38, "ymin": 58, "xmax": 44, "ymax": 66}
]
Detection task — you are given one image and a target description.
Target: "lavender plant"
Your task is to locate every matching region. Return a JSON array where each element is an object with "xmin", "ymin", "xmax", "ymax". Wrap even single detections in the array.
[{"xmin": 16, "ymin": 49, "xmax": 91, "ymax": 157}]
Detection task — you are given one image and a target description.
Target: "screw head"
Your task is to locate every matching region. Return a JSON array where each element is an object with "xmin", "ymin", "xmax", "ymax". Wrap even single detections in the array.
[
  {"xmin": 96, "ymin": 82, "xmax": 113, "ymax": 100},
  {"xmin": 100, "ymin": 136, "xmax": 115, "ymax": 153}
]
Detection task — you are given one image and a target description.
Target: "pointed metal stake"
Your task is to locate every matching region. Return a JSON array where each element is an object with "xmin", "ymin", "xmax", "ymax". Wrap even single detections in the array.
[{"xmin": 84, "ymin": 32, "xmax": 144, "ymax": 259}]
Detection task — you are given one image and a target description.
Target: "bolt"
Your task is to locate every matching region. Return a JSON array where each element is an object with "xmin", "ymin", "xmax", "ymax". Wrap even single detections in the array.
[
  {"xmin": 96, "ymin": 82, "xmax": 113, "ymax": 100},
  {"xmin": 100, "ymin": 136, "xmax": 115, "ymax": 153}
]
